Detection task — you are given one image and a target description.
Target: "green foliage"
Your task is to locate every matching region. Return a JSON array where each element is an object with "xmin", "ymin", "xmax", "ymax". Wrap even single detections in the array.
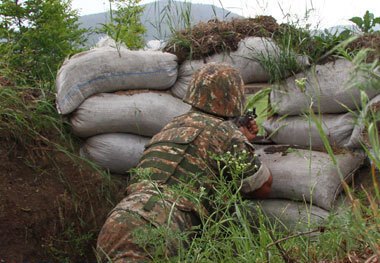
[
  {"xmin": 350, "ymin": 10, "xmax": 380, "ymax": 33},
  {"xmin": 272, "ymin": 23, "xmax": 353, "ymax": 65},
  {"xmin": 0, "ymin": 0, "xmax": 86, "ymax": 84},
  {"xmin": 245, "ymin": 88, "xmax": 271, "ymax": 135},
  {"xmin": 131, "ymin": 154, "xmax": 287, "ymax": 262},
  {"xmin": 100, "ymin": 0, "xmax": 146, "ymax": 49},
  {"xmin": 48, "ymin": 223, "xmax": 94, "ymax": 261},
  {"xmin": 255, "ymin": 35, "xmax": 304, "ymax": 84},
  {"xmin": 129, "ymin": 137, "xmax": 380, "ymax": 262},
  {"xmin": 0, "ymin": 85, "xmax": 66, "ymax": 143},
  {"xmin": 161, "ymin": 0, "xmax": 193, "ymax": 34},
  {"xmin": 306, "ymin": 29, "xmax": 353, "ymax": 63}
]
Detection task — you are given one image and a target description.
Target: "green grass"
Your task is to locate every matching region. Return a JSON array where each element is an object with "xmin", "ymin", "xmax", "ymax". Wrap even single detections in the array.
[
  {"xmin": 129, "ymin": 150, "xmax": 379, "ymax": 262},
  {"xmin": 254, "ymin": 44, "xmax": 304, "ymax": 84},
  {"xmin": 245, "ymin": 88, "xmax": 271, "ymax": 135}
]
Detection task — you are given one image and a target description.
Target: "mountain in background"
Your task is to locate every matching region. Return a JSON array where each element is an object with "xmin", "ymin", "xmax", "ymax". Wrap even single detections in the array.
[{"xmin": 79, "ymin": 0, "xmax": 241, "ymax": 46}]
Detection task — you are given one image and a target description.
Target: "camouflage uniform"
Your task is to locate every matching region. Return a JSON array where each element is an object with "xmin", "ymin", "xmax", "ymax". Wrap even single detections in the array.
[{"xmin": 97, "ymin": 63, "xmax": 271, "ymax": 262}]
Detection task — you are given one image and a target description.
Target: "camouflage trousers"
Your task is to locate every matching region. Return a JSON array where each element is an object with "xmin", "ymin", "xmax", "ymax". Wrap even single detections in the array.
[{"xmin": 97, "ymin": 181, "xmax": 201, "ymax": 262}]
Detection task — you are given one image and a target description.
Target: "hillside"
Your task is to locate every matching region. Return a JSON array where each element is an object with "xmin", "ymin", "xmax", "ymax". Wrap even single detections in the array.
[{"xmin": 79, "ymin": 0, "xmax": 241, "ymax": 46}]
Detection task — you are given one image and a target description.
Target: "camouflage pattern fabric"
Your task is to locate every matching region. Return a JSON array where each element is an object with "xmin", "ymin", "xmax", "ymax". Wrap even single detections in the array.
[
  {"xmin": 97, "ymin": 110, "xmax": 266, "ymax": 262},
  {"xmin": 183, "ymin": 63, "xmax": 245, "ymax": 118},
  {"xmin": 97, "ymin": 180, "xmax": 199, "ymax": 262},
  {"xmin": 138, "ymin": 110, "xmax": 262, "ymax": 195}
]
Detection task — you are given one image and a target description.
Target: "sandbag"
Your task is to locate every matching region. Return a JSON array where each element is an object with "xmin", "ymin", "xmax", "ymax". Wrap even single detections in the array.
[
  {"xmin": 346, "ymin": 94, "xmax": 380, "ymax": 148},
  {"xmin": 80, "ymin": 133, "xmax": 150, "ymax": 174},
  {"xmin": 246, "ymin": 199, "xmax": 329, "ymax": 232},
  {"xmin": 71, "ymin": 92, "xmax": 191, "ymax": 138},
  {"xmin": 262, "ymin": 113, "xmax": 355, "ymax": 149},
  {"xmin": 56, "ymin": 47, "xmax": 178, "ymax": 114},
  {"xmin": 255, "ymin": 145, "xmax": 365, "ymax": 210},
  {"xmin": 270, "ymin": 59, "xmax": 379, "ymax": 115},
  {"xmin": 144, "ymin": 40, "xmax": 166, "ymax": 51},
  {"xmin": 171, "ymin": 37, "xmax": 309, "ymax": 98},
  {"xmin": 95, "ymin": 36, "xmax": 127, "ymax": 49}
]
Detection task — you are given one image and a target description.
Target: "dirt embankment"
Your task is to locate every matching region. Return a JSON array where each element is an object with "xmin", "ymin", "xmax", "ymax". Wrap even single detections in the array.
[{"xmin": 0, "ymin": 136, "xmax": 125, "ymax": 262}]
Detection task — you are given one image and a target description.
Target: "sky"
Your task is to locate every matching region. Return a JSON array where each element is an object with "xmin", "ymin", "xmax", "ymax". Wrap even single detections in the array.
[{"xmin": 71, "ymin": 0, "xmax": 380, "ymax": 29}]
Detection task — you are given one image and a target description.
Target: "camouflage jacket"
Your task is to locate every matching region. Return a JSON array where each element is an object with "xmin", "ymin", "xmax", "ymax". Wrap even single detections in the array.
[{"xmin": 131, "ymin": 110, "xmax": 270, "ymax": 199}]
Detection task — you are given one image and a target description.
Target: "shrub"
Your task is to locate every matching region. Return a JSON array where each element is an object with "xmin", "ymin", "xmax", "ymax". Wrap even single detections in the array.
[{"xmin": 0, "ymin": 0, "xmax": 86, "ymax": 85}]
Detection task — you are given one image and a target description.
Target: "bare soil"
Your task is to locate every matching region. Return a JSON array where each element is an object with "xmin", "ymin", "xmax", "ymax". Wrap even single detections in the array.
[{"xmin": 0, "ymin": 137, "xmax": 125, "ymax": 262}]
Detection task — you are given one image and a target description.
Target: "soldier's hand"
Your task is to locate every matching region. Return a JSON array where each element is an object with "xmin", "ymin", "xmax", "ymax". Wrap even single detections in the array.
[{"xmin": 239, "ymin": 119, "xmax": 259, "ymax": 142}]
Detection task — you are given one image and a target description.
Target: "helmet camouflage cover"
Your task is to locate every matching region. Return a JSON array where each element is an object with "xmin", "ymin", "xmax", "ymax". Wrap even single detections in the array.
[{"xmin": 183, "ymin": 63, "xmax": 245, "ymax": 118}]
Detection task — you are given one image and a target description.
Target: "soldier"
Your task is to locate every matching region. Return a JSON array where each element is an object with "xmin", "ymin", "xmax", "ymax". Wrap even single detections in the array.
[{"xmin": 97, "ymin": 63, "xmax": 272, "ymax": 262}]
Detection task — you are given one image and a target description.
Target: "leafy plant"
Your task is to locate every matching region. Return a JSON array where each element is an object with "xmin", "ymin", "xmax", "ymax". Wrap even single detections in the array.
[
  {"xmin": 306, "ymin": 29, "xmax": 353, "ymax": 63},
  {"xmin": 254, "ymin": 37, "xmax": 304, "ymax": 84},
  {"xmin": 100, "ymin": 0, "xmax": 146, "ymax": 49},
  {"xmin": 350, "ymin": 10, "xmax": 380, "ymax": 33},
  {"xmin": 273, "ymin": 22, "xmax": 353, "ymax": 65},
  {"xmin": 0, "ymin": 0, "xmax": 86, "ymax": 85},
  {"xmin": 162, "ymin": 0, "xmax": 193, "ymax": 35}
]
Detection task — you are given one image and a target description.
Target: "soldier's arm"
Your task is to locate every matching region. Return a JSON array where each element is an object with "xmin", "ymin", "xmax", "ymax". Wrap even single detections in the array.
[{"xmin": 225, "ymin": 121, "xmax": 272, "ymax": 199}]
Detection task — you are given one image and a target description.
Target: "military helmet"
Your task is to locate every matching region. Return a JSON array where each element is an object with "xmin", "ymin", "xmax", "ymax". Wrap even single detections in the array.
[{"xmin": 183, "ymin": 63, "xmax": 245, "ymax": 118}]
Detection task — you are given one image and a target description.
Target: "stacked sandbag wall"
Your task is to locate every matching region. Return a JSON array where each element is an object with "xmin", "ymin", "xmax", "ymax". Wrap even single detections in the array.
[
  {"xmin": 251, "ymin": 59, "xmax": 379, "ymax": 229},
  {"xmin": 55, "ymin": 38, "xmax": 375, "ymax": 231},
  {"xmin": 264, "ymin": 58, "xmax": 379, "ymax": 148},
  {"xmin": 56, "ymin": 37, "xmax": 309, "ymax": 175},
  {"xmin": 56, "ymin": 45, "xmax": 191, "ymax": 174}
]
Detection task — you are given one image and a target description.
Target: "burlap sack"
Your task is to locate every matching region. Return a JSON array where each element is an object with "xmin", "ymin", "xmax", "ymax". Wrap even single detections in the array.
[
  {"xmin": 346, "ymin": 94, "xmax": 380, "ymax": 148},
  {"xmin": 270, "ymin": 59, "xmax": 379, "ymax": 115},
  {"xmin": 247, "ymin": 199, "xmax": 329, "ymax": 232},
  {"xmin": 71, "ymin": 92, "xmax": 190, "ymax": 138},
  {"xmin": 80, "ymin": 133, "xmax": 150, "ymax": 174},
  {"xmin": 262, "ymin": 113, "xmax": 355, "ymax": 149},
  {"xmin": 56, "ymin": 47, "xmax": 178, "ymax": 114},
  {"xmin": 254, "ymin": 145, "xmax": 365, "ymax": 210}
]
